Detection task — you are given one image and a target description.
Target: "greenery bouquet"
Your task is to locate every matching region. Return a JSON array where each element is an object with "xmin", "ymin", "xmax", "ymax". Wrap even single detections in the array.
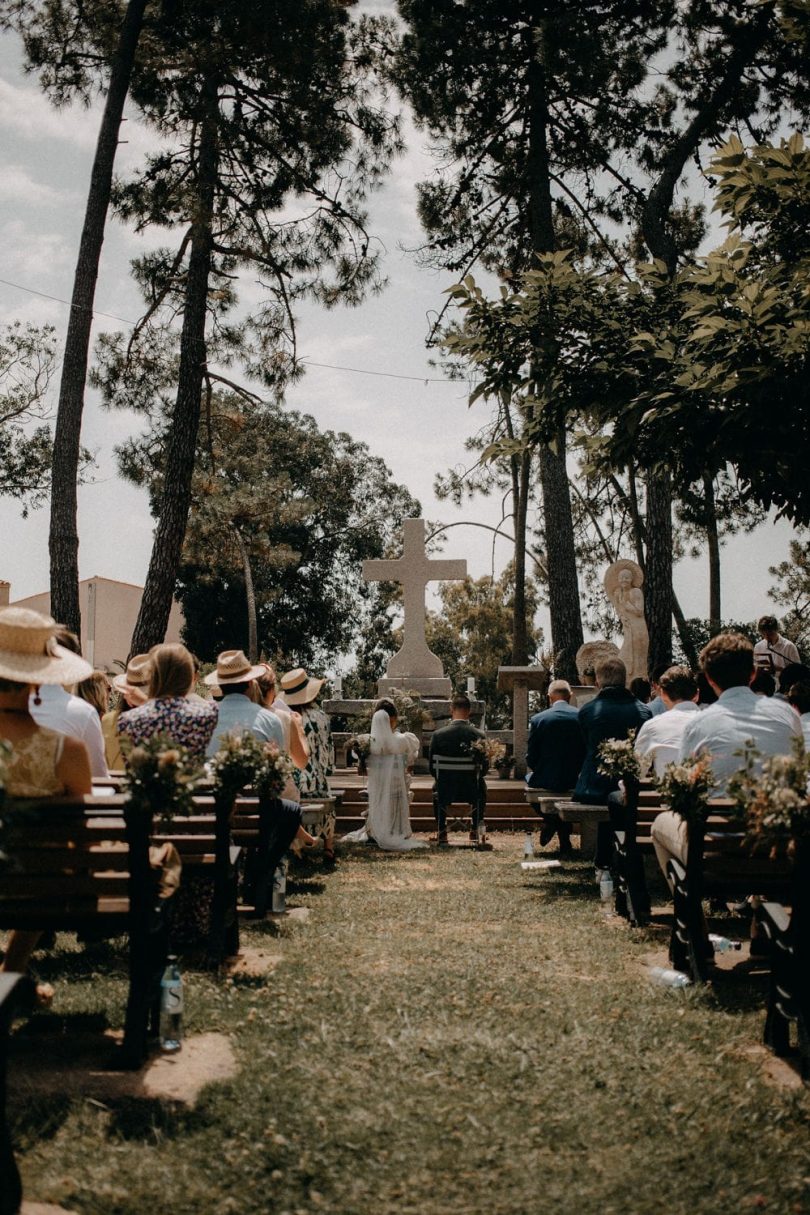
[
  {"xmin": 122, "ymin": 734, "xmax": 201, "ymax": 822},
  {"xmin": 254, "ymin": 741, "xmax": 295, "ymax": 800},
  {"xmin": 597, "ymin": 733, "xmax": 641, "ymax": 783},
  {"xmin": 741, "ymin": 742, "xmax": 810, "ymax": 857},
  {"xmin": 209, "ymin": 731, "xmax": 267, "ymax": 806},
  {"xmin": 656, "ymin": 755, "xmax": 714, "ymax": 829}
]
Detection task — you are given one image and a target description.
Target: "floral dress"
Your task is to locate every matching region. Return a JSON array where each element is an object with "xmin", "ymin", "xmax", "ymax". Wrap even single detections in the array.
[
  {"xmin": 117, "ymin": 696, "xmax": 218, "ymax": 758},
  {"xmin": 294, "ymin": 707, "xmax": 334, "ymax": 798}
]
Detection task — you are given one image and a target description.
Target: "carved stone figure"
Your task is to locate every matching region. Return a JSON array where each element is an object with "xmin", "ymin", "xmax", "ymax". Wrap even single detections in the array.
[
  {"xmin": 575, "ymin": 640, "xmax": 620, "ymax": 686},
  {"xmin": 603, "ymin": 559, "xmax": 649, "ymax": 685}
]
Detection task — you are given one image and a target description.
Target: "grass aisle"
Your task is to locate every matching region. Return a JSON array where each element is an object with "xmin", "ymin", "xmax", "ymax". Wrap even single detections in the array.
[{"xmin": 12, "ymin": 839, "xmax": 810, "ymax": 1215}]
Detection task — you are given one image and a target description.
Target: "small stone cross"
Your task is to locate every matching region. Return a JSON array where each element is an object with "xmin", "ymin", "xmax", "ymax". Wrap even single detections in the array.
[{"xmin": 362, "ymin": 518, "xmax": 467, "ymax": 679}]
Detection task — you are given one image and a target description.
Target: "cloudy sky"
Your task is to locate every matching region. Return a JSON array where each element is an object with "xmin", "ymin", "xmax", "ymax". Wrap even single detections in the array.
[{"xmin": 0, "ymin": 16, "xmax": 799, "ymax": 645}]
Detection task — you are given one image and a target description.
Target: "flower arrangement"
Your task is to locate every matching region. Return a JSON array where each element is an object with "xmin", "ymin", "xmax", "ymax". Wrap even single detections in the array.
[
  {"xmin": 597, "ymin": 733, "xmax": 641, "ymax": 783},
  {"xmin": 122, "ymin": 734, "xmax": 201, "ymax": 821},
  {"xmin": 740, "ymin": 740, "xmax": 810, "ymax": 855},
  {"xmin": 209, "ymin": 731, "xmax": 267, "ymax": 805},
  {"xmin": 254, "ymin": 740, "xmax": 296, "ymax": 799},
  {"xmin": 389, "ymin": 688, "xmax": 430, "ymax": 734},
  {"xmin": 466, "ymin": 737, "xmax": 507, "ymax": 766},
  {"xmin": 655, "ymin": 755, "xmax": 715, "ymax": 828}
]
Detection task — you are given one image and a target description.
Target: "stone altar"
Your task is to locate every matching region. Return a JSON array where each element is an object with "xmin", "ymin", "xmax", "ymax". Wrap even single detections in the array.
[
  {"xmin": 363, "ymin": 517, "xmax": 466, "ymax": 698},
  {"xmin": 496, "ymin": 665, "xmax": 550, "ymax": 779}
]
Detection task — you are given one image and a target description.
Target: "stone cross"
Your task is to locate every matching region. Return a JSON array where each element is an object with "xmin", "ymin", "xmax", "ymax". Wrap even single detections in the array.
[{"xmin": 362, "ymin": 518, "xmax": 466, "ymax": 680}]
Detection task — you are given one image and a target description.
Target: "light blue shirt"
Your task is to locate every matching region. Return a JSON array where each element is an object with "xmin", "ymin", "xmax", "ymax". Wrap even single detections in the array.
[
  {"xmin": 648, "ymin": 695, "xmax": 667, "ymax": 717},
  {"xmin": 677, "ymin": 685, "xmax": 803, "ymax": 793},
  {"xmin": 206, "ymin": 693, "xmax": 284, "ymax": 758}
]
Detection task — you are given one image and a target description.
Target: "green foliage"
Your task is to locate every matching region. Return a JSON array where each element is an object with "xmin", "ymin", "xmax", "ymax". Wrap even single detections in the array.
[
  {"xmin": 117, "ymin": 389, "xmax": 420, "ymax": 667},
  {"xmin": 208, "ymin": 730, "xmax": 267, "ymax": 805},
  {"xmin": 121, "ymin": 733, "xmax": 201, "ymax": 820},
  {"xmin": 656, "ymin": 755, "xmax": 715, "ymax": 828},
  {"xmin": 0, "ymin": 322, "xmax": 70, "ymax": 514},
  {"xmin": 769, "ymin": 537, "xmax": 810, "ymax": 652}
]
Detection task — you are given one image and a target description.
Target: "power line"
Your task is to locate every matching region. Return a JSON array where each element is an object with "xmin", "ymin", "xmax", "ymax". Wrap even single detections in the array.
[{"xmin": 0, "ymin": 274, "xmax": 461, "ymax": 385}]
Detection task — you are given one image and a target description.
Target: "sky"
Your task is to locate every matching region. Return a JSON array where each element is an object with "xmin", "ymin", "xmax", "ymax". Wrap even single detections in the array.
[{"xmin": 0, "ymin": 17, "xmax": 801, "ymax": 652}]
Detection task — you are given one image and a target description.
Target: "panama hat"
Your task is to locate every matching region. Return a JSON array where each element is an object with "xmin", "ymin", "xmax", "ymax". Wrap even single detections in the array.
[
  {"xmin": 112, "ymin": 653, "xmax": 152, "ymax": 704},
  {"xmin": 0, "ymin": 607, "xmax": 93, "ymax": 685},
  {"xmin": 204, "ymin": 649, "xmax": 267, "ymax": 687},
  {"xmin": 279, "ymin": 667, "xmax": 324, "ymax": 705}
]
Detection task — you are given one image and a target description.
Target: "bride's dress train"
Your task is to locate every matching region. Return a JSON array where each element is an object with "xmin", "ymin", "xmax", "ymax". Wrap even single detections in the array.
[{"xmin": 342, "ymin": 709, "xmax": 427, "ymax": 852}]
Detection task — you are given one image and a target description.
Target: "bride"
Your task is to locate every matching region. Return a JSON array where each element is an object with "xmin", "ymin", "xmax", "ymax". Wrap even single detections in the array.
[{"xmin": 342, "ymin": 702, "xmax": 426, "ymax": 851}]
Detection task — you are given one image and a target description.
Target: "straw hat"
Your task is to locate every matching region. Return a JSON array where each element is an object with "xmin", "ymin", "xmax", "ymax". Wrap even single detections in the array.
[
  {"xmin": 204, "ymin": 649, "xmax": 267, "ymax": 687},
  {"xmin": 112, "ymin": 653, "xmax": 152, "ymax": 704},
  {"xmin": 279, "ymin": 667, "xmax": 324, "ymax": 705},
  {"xmin": 0, "ymin": 607, "xmax": 93, "ymax": 685}
]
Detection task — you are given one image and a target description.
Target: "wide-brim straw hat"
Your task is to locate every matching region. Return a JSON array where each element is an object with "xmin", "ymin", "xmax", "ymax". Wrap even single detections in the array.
[
  {"xmin": 204, "ymin": 649, "xmax": 267, "ymax": 687},
  {"xmin": 112, "ymin": 653, "xmax": 152, "ymax": 704},
  {"xmin": 280, "ymin": 667, "xmax": 324, "ymax": 705},
  {"xmin": 0, "ymin": 606, "xmax": 93, "ymax": 685}
]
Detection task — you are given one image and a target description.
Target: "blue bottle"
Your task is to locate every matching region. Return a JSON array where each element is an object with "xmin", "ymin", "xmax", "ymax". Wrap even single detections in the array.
[{"xmin": 159, "ymin": 956, "xmax": 183, "ymax": 1052}]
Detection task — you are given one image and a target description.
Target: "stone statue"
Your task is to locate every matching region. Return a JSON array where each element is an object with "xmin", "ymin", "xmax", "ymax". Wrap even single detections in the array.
[{"xmin": 603, "ymin": 559, "xmax": 649, "ymax": 685}]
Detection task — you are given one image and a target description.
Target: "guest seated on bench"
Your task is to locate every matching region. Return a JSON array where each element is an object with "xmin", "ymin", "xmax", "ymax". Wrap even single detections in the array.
[
  {"xmin": 634, "ymin": 666, "xmax": 699, "ymax": 777},
  {"xmin": 525, "ymin": 679, "xmax": 584, "ymax": 856},
  {"xmin": 651, "ymin": 632, "xmax": 803, "ymax": 885},
  {"xmin": 787, "ymin": 680, "xmax": 810, "ymax": 748},
  {"xmin": 0, "ymin": 607, "xmax": 93, "ymax": 980},
  {"xmin": 572, "ymin": 656, "xmax": 651, "ymax": 871}
]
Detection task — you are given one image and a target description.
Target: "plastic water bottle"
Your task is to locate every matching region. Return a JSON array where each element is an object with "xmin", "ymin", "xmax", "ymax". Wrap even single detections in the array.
[
  {"xmin": 271, "ymin": 856, "xmax": 288, "ymax": 914},
  {"xmin": 599, "ymin": 870, "xmax": 614, "ymax": 902},
  {"xmin": 709, "ymin": 933, "xmax": 742, "ymax": 953},
  {"xmin": 523, "ymin": 832, "xmax": 535, "ymax": 858},
  {"xmin": 649, "ymin": 966, "xmax": 691, "ymax": 989},
  {"xmin": 477, "ymin": 820, "xmax": 487, "ymax": 846},
  {"xmin": 159, "ymin": 957, "xmax": 183, "ymax": 1052}
]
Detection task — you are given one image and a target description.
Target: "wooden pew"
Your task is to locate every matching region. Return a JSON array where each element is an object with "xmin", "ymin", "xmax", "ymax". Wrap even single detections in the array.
[
  {"xmin": 0, "ymin": 796, "xmax": 168, "ymax": 1068},
  {"xmin": 754, "ymin": 847, "xmax": 810, "ymax": 1081}
]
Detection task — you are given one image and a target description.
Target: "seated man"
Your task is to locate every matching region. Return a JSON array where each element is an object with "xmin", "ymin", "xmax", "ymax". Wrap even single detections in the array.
[
  {"xmin": 204, "ymin": 648, "xmax": 285, "ymax": 756},
  {"xmin": 574, "ymin": 657, "xmax": 652, "ymax": 869},
  {"xmin": 525, "ymin": 679, "xmax": 584, "ymax": 855},
  {"xmin": 651, "ymin": 632, "xmax": 803, "ymax": 883},
  {"xmin": 787, "ymin": 680, "xmax": 810, "ymax": 748},
  {"xmin": 429, "ymin": 693, "xmax": 487, "ymax": 844},
  {"xmin": 634, "ymin": 665, "xmax": 699, "ymax": 777}
]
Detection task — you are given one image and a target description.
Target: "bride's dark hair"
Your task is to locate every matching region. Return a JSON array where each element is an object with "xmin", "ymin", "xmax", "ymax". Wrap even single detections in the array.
[{"xmin": 374, "ymin": 698, "xmax": 397, "ymax": 721}]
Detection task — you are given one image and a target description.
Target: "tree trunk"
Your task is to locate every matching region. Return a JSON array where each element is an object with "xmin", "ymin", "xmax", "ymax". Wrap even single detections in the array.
[
  {"xmin": 48, "ymin": 0, "xmax": 148, "ymax": 636},
  {"xmin": 511, "ymin": 448, "xmax": 531, "ymax": 664},
  {"xmin": 645, "ymin": 469, "xmax": 673, "ymax": 674},
  {"xmin": 130, "ymin": 76, "xmax": 219, "ymax": 655},
  {"xmin": 539, "ymin": 436, "xmax": 584, "ymax": 682},
  {"xmin": 527, "ymin": 21, "xmax": 583, "ymax": 682},
  {"xmin": 233, "ymin": 527, "xmax": 258, "ymax": 663},
  {"xmin": 703, "ymin": 471, "xmax": 721, "ymax": 633}
]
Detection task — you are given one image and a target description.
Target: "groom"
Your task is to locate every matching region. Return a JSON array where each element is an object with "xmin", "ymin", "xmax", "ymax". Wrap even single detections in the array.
[{"xmin": 429, "ymin": 693, "xmax": 488, "ymax": 844}]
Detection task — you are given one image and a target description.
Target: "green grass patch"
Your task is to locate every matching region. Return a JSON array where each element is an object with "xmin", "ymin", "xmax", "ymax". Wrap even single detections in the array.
[{"xmin": 8, "ymin": 840, "xmax": 810, "ymax": 1214}]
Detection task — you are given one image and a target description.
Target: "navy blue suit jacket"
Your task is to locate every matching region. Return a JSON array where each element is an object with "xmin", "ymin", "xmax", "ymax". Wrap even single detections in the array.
[
  {"xmin": 526, "ymin": 701, "xmax": 585, "ymax": 792},
  {"xmin": 573, "ymin": 686, "xmax": 652, "ymax": 804}
]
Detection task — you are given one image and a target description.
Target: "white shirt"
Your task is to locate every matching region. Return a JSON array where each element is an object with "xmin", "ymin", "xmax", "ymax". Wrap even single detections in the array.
[
  {"xmin": 677, "ymin": 685, "xmax": 803, "ymax": 793},
  {"xmin": 753, "ymin": 635, "xmax": 800, "ymax": 672},
  {"xmin": 801, "ymin": 712, "xmax": 810, "ymax": 750},
  {"xmin": 30, "ymin": 684, "xmax": 109, "ymax": 779},
  {"xmin": 634, "ymin": 701, "xmax": 700, "ymax": 777}
]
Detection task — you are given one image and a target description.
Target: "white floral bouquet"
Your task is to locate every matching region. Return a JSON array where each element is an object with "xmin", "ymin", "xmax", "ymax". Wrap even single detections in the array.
[
  {"xmin": 209, "ymin": 731, "xmax": 267, "ymax": 806},
  {"xmin": 122, "ymin": 733, "xmax": 201, "ymax": 821},
  {"xmin": 656, "ymin": 755, "xmax": 714, "ymax": 828},
  {"xmin": 349, "ymin": 732, "xmax": 372, "ymax": 775},
  {"xmin": 254, "ymin": 740, "xmax": 295, "ymax": 799},
  {"xmin": 597, "ymin": 733, "xmax": 641, "ymax": 783},
  {"xmin": 740, "ymin": 741, "xmax": 810, "ymax": 855}
]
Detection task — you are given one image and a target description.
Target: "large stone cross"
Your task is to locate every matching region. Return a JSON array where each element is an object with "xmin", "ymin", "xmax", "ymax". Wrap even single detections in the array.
[{"xmin": 363, "ymin": 518, "xmax": 466, "ymax": 681}]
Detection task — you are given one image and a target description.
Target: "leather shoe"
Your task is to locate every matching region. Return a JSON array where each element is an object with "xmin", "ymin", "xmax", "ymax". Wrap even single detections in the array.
[{"xmin": 539, "ymin": 825, "xmax": 556, "ymax": 847}]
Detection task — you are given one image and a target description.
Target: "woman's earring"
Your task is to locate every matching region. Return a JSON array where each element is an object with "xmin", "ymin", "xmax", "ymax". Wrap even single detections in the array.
[{"xmin": 33, "ymin": 685, "xmax": 42, "ymax": 706}]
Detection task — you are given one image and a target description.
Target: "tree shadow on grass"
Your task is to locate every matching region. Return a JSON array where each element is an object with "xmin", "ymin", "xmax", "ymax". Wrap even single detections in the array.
[{"xmin": 26, "ymin": 937, "xmax": 128, "ymax": 983}]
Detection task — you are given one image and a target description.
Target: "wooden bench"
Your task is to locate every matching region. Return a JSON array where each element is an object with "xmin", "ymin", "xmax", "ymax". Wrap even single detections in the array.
[
  {"xmin": 0, "ymin": 973, "xmax": 33, "ymax": 1215},
  {"xmin": 0, "ymin": 796, "xmax": 168, "ymax": 1068},
  {"xmin": 754, "ymin": 856, "xmax": 810, "ymax": 1081}
]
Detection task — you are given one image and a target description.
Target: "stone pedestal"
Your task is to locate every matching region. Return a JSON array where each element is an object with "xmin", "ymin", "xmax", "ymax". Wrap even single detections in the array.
[
  {"xmin": 496, "ymin": 666, "xmax": 550, "ymax": 779},
  {"xmin": 377, "ymin": 676, "xmax": 452, "ymax": 698}
]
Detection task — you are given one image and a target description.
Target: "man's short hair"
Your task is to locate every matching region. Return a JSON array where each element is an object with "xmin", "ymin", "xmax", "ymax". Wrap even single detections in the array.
[
  {"xmin": 596, "ymin": 657, "xmax": 626, "ymax": 688},
  {"xmin": 787, "ymin": 680, "xmax": 810, "ymax": 715},
  {"xmin": 650, "ymin": 661, "xmax": 671, "ymax": 685},
  {"xmin": 778, "ymin": 663, "xmax": 810, "ymax": 693},
  {"xmin": 659, "ymin": 665, "xmax": 697, "ymax": 702},
  {"xmin": 757, "ymin": 614, "xmax": 778, "ymax": 633},
  {"xmin": 750, "ymin": 669, "xmax": 776, "ymax": 697},
  {"xmin": 699, "ymin": 632, "xmax": 754, "ymax": 690},
  {"xmin": 548, "ymin": 679, "xmax": 571, "ymax": 699},
  {"xmin": 54, "ymin": 626, "xmax": 82, "ymax": 656},
  {"xmin": 451, "ymin": 693, "xmax": 471, "ymax": 712}
]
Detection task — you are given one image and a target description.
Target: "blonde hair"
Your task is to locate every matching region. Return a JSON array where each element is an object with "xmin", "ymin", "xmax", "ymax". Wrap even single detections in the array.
[
  {"xmin": 75, "ymin": 670, "xmax": 110, "ymax": 718},
  {"xmin": 148, "ymin": 643, "xmax": 195, "ymax": 699}
]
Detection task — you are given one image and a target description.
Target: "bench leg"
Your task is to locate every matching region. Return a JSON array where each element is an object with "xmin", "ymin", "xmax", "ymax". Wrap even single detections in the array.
[
  {"xmin": 578, "ymin": 820, "xmax": 598, "ymax": 861},
  {"xmin": 0, "ymin": 1007, "xmax": 21, "ymax": 1215}
]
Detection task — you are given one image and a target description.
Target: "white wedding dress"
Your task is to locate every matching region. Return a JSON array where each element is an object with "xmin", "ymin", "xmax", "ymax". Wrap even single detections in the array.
[{"xmin": 342, "ymin": 710, "xmax": 426, "ymax": 851}]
